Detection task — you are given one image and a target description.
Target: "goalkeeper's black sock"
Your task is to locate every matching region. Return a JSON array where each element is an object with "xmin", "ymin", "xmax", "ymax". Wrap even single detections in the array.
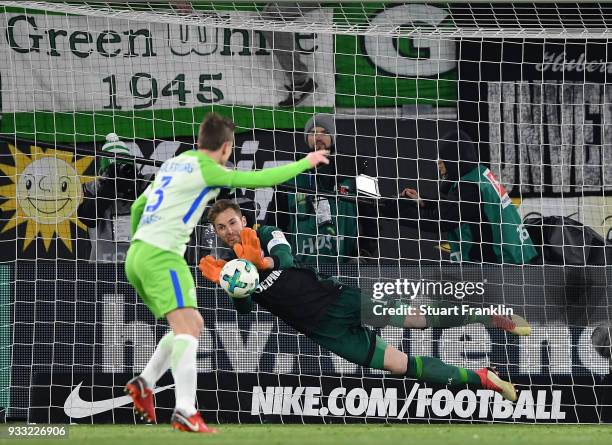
[
  {"xmin": 405, "ymin": 355, "xmax": 481, "ymax": 387},
  {"xmin": 424, "ymin": 302, "xmax": 492, "ymax": 328}
]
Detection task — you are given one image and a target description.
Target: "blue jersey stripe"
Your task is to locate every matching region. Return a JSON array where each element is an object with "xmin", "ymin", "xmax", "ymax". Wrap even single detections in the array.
[
  {"xmin": 170, "ymin": 270, "xmax": 184, "ymax": 308},
  {"xmin": 182, "ymin": 187, "xmax": 211, "ymax": 224}
]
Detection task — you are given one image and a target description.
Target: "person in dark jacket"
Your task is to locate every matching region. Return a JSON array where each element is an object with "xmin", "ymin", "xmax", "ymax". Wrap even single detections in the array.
[
  {"xmin": 78, "ymin": 133, "xmax": 147, "ymax": 262},
  {"xmin": 385, "ymin": 130, "xmax": 538, "ymax": 264},
  {"xmin": 266, "ymin": 114, "xmax": 359, "ymax": 264}
]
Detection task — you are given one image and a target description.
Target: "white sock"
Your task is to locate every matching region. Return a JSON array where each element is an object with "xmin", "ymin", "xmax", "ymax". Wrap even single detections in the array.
[
  {"xmin": 171, "ymin": 334, "xmax": 198, "ymax": 416},
  {"xmin": 140, "ymin": 331, "xmax": 175, "ymax": 388}
]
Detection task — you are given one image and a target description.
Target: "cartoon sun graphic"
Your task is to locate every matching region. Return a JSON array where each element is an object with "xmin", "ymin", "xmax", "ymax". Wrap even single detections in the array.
[{"xmin": 0, "ymin": 144, "xmax": 93, "ymax": 252}]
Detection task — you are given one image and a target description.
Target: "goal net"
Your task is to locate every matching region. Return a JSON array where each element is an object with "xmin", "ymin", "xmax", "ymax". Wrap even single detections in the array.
[{"xmin": 0, "ymin": 0, "xmax": 611, "ymax": 424}]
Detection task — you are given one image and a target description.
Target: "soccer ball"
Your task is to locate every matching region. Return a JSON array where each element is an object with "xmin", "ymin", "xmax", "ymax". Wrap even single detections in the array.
[{"xmin": 219, "ymin": 258, "xmax": 260, "ymax": 298}]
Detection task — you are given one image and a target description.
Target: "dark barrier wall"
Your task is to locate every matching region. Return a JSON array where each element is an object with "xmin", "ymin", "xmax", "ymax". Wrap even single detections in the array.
[{"xmin": 3, "ymin": 261, "xmax": 610, "ymax": 422}]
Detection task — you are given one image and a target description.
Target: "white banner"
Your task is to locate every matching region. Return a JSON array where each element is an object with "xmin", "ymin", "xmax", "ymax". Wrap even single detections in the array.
[{"xmin": 0, "ymin": 10, "xmax": 335, "ymax": 112}]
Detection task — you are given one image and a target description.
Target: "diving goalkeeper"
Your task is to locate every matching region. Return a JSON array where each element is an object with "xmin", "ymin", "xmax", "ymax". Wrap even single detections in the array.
[
  {"xmin": 123, "ymin": 113, "xmax": 329, "ymax": 433},
  {"xmin": 200, "ymin": 199, "xmax": 531, "ymax": 402}
]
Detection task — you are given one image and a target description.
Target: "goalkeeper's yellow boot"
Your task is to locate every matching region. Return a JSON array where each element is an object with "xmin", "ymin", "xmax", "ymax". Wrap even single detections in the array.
[
  {"xmin": 475, "ymin": 367, "xmax": 517, "ymax": 402},
  {"xmin": 492, "ymin": 314, "xmax": 531, "ymax": 336}
]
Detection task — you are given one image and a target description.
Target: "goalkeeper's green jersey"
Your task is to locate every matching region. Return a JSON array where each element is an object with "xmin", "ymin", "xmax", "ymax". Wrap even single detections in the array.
[
  {"xmin": 131, "ymin": 151, "xmax": 311, "ymax": 256},
  {"xmin": 231, "ymin": 225, "xmax": 343, "ymax": 333}
]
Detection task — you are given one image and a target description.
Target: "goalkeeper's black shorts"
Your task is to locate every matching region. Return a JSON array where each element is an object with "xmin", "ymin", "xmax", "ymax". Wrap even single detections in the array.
[{"xmin": 309, "ymin": 286, "xmax": 388, "ymax": 370}]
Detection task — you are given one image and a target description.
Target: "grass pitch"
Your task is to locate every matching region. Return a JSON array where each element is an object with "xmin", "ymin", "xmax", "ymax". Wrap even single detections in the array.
[{"xmin": 1, "ymin": 424, "xmax": 611, "ymax": 445}]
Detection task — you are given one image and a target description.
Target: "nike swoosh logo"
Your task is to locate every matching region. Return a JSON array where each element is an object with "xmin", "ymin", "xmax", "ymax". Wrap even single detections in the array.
[
  {"xmin": 175, "ymin": 412, "xmax": 199, "ymax": 431},
  {"xmin": 64, "ymin": 381, "xmax": 174, "ymax": 418},
  {"xmin": 184, "ymin": 420, "xmax": 199, "ymax": 431}
]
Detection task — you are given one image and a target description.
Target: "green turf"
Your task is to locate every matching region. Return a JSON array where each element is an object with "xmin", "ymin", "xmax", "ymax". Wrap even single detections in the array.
[{"xmin": 1, "ymin": 424, "xmax": 611, "ymax": 445}]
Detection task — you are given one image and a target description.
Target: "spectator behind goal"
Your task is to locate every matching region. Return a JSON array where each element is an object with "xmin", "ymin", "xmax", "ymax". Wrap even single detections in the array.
[
  {"xmin": 382, "ymin": 130, "xmax": 539, "ymax": 264},
  {"xmin": 266, "ymin": 113, "xmax": 359, "ymax": 264},
  {"xmin": 78, "ymin": 133, "xmax": 148, "ymax": 262}
]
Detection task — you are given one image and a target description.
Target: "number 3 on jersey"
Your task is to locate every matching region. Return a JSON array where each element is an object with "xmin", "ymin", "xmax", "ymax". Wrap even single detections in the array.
[{"xmin": 145, "ymin": 176, "xmax": 172, "ymax": 212}]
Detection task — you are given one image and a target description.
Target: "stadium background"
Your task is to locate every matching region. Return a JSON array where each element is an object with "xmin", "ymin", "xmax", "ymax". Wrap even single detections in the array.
[{"xmin": 0, "ymin": 1, "xmax": 611, "ymax": 424}]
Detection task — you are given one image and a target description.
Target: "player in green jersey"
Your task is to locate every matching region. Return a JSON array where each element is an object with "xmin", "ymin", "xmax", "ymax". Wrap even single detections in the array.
[
  {"xmin": 124, "ymin": 113, "xmax": 329, "ymax": 433},
  {"xmin": 200, "ymin": 200, "xmax": 532, "ymax": 404}
]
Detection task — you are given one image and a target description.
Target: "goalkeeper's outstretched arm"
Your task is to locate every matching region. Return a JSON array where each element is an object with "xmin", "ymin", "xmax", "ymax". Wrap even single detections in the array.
[{"xmin": 257, "ymin": 226, "xmax": 296, "ymax": 270}]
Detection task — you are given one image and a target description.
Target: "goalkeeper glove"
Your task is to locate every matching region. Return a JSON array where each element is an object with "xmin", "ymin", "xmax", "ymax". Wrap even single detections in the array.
[
  {"xmin": 198, "ymin": 255, "xmax": 226, "ymax": 284},
  {"xmin": 233, "ymin": 228, "xmax": 269, "ymax": 270}
]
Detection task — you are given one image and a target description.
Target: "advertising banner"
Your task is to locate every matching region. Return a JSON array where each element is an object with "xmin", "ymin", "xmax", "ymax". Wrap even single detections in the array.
[
  {"xmin": 29, "ymin": 372, "xmax": 612, "ymax": 424},
  {"xmin": 458, "ymin": 39, "xmax": 612, "ymax": 198},
  {"xmin": 1, "ymin": 12, "xmax": 335, "ymax": 111},
  {"xmin": 0, "ymin": 3, "xmax": 457, "ymax": 142},
  {"xmin": 0, "ymin": 138, "xmax": 95, "ymax": 260},
  {"xmin": 4, "ymin": 261, "xmax": 610, "ymax": 422}
]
